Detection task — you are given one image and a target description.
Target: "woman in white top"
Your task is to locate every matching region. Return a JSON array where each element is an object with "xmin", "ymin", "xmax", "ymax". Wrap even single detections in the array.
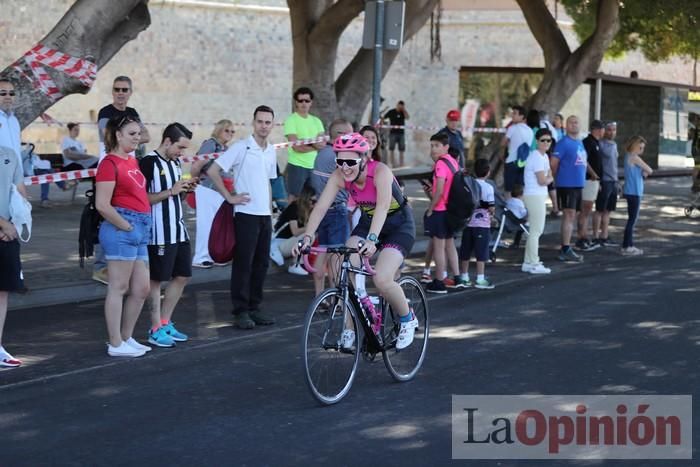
[{"xmin": 522, "ymin": 128, "xmax": 554, "ymax": 274}]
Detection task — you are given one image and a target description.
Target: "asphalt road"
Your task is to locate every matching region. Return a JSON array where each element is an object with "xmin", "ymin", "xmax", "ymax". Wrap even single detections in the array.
[{"xmin": 2, "ymin": 232, "xmax": 699, "ymax": 466}]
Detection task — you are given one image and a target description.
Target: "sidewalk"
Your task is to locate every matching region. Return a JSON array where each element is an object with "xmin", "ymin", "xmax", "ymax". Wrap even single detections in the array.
[{"xmin": 9, "ymin": 174, "xmax": 697, "ymax": 311}]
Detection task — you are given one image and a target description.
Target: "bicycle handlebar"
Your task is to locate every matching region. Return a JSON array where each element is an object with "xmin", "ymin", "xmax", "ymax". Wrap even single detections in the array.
[{"xmin": 296, "ymin": 241, "xmax": 376, "ymax": 275}]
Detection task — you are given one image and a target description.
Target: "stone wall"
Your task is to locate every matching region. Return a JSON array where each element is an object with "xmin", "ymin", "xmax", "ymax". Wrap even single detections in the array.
[{"xmin": 0, "ymin": 0, "xmax": 694, "ymax": 167}]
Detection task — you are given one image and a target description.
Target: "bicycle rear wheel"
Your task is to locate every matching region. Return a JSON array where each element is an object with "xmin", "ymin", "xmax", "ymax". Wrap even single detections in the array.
[
  {"xmin": 382, "ymin": 275, "xmax": 430, "ymax": 382},
  {"xmin": 302, "ymin": 288, "xmax": 360, "ymax": 405}
]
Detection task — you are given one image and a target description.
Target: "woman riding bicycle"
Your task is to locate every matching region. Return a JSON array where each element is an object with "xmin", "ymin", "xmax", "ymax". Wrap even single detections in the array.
[{"xmin": 294, "ymin": 133, "xmax": 418, "ymax": 349}]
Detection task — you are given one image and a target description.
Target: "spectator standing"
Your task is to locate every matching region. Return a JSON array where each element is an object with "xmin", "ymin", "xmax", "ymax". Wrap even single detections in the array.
[
  {"xmin": 553, "ymin": 113, "xmax": 565, "ymax": 140},
  {"xmin": 383, "ymin": 100, "xmax": 410, "ymax": 167},
  {"xmin": 93, "ymin": 76, "xmax": 150, "ymax": 285},
  {"xmin": 522, "ymin": 129, "xmax": 554, "ymax": 274},
  {"xmin": 283, "ymin": 87, "xmax": 325, "ymax": 202},
  {"xmin": 359, "ymin": 125, "xmax": 383, "ymax": 162},
  {"xmin": 62, "ymin": 123, "xmax": 99, "ymax": 171},
  {"xmin": 0, "ymin": 146, "xmax": 28, "ymax": 367},
  {"xmin": 309, "ymin": 119, "xmax": 353, "ymax": 295},
  {"xmin": 622, "ymin": 136, "xmax": 653, "ymax": 256},
  {"xmin": 439, "ymin": 109, "xmax": 465, "ymax": 168},
  {"xmin": 140, "ymin": 123, "xmax": 195, "ymax": 348},
  {"xmin": 425, "ymin": 133, "xmax": 462, "ymax": 294},
  {"xmin": 0, "ymin": 79, "xmax": 21, "ymax": 166},
  {"xmin": 501, "ymin": 105, "xmax": 532, "ymax": 197},
  {"xmin": 577, "ymin": 120, "xmax": 605, "ymax": 252},
  {"xmin": 459, "ymin": 158, "xmax": 496, "ymax": 289},
  {"xmin": 551, "ymin": 115, "xmax": 587, "ymax": 263},
  {"xmin": 207, "ymin": 106, "xmax": 277, "ymax": 330},
  {"xmin": 190, "ymin": 119, "xmax": 235, "ymax": 268},
  {"xmin": 95, "ymin": 116, "xmax": 152, "ymax": 358},
  {"xmin": 593, "ymin": 121, "xmax": 620, "ymax": 246}
]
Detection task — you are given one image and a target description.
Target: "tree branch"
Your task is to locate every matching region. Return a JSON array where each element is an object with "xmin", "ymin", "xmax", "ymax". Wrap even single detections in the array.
[
  {"xmin": 309, "ymin": 0, "xmax": 364, "ymax": 43},
  {"xmin": 515, "ymin": 0, "xmax": 570, "ymax": 68},
  {"xmin": 570, "ymin": 0, "xmax": 620, "ymax": 73}
]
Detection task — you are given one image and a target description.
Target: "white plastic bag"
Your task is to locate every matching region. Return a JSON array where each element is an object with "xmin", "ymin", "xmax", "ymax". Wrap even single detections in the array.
[{"xmin": 9, "ymin": 184, "xmax": 32, "ymax": 242}]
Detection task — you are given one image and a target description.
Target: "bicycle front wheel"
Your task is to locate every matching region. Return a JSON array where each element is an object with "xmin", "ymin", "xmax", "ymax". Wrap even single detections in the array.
[
  {"xmin": 301, "ymin": 288, "xmax": 360, "ymax": 405},
  {"xmin": 382, "ymin": 275, "xmax": 430, "ymax": 382}
]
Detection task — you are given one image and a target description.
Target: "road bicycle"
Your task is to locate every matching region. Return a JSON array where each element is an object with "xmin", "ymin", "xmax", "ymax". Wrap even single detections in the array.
[{"xmin": 298, "ymin": 243, "xmax": 429, "ymax": 405}]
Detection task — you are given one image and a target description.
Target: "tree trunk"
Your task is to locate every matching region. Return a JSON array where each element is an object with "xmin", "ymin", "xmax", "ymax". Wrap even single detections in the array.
[
  {"xmin": 288, "ymin": 0, "xmax": 438, "ymax": 126},
  {"xmin": 1, "ymin": 0, "xmax": 151, "ymax": 128},
  {"xmin": 516, "ymin": 0, "xmax": 620, "ymax": 115}
]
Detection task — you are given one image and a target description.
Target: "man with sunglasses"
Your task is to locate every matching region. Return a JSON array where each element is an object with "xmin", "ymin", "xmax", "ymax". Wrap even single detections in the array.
[
  {"xmin": 93, "ymin": 76, "xmax": 151, "ymax": 284},
  {"xmin": 283, "ymin": 87, "xmax": 325, "ymax": 203},
  {"xmin": 0, "ymin": 79, "xmax": 21, "ymax": 166}
]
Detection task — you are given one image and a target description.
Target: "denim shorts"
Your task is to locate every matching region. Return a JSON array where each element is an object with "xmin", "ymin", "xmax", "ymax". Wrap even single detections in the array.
[
  {"xmin": 317, "ymin": 205, "xmax": 350, "ymax": 246},
  {"xmin": 99, "ymin": 207, "xmax": 152, "ymax": 262}
]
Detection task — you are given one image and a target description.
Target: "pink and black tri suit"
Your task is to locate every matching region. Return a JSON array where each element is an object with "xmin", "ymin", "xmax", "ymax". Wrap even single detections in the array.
[{"xmin": 344, "ymin": 160, "xmax": 415, "ymax": 257}]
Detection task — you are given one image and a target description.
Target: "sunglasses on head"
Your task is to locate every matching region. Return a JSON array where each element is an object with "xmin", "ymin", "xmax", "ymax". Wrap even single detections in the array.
[
  {"xmin": 336, "ymin": 158, "xmax": 361, "ymax": 168},
  {"xmin": 538, "ymin": 138, "xmax": 553, "ymax": 143},
  {"xmin": 0, "ymin": 90, "xmax": 16, "ymax": 97},
  {"xmin": 116, "ymin": 115, "xmax": 139, "ymax": 129},
  {"xmin": 296, "ymin": 98, "xmax": 311, "ymax": 103},
  {"xmin": 113, "ymin": 87, "xmax": 130, "ymax": 93}
]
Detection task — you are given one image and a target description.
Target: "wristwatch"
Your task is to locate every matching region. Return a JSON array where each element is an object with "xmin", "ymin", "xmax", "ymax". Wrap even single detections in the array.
[{"xmin": 366, "ymin": 233, "xmax": 378, "ymax": 243}]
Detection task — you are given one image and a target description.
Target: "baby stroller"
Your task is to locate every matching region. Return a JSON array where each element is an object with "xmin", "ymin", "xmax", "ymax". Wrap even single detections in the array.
[
  {"xmin": 489, "ymin": 182, "xmax": 529, "ymax": 262},
  {"xmin": 684, "ymin": 171, "xmax": 700, "ymax": 218}
]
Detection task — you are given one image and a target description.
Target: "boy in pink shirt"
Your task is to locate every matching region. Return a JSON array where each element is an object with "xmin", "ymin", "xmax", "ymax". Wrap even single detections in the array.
[{"xmin": 425, "ymin": 133, "xmax": 463, "ymax": 294}]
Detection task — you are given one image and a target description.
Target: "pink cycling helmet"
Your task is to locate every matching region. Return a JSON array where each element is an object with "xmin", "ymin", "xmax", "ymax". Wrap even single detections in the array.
[{"xmin": 333, "ymin": 133, "xmax": 369, "ymax": 154}]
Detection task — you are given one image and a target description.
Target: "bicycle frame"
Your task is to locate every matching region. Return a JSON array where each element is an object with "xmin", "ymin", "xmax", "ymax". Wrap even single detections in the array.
[{"xmin": 302, "ymin": 246, "xmax": 384, "ymax": 354}]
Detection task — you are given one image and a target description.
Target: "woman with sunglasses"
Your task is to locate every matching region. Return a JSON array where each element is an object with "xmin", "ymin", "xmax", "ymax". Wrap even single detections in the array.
[
  {"xmin": 294, "ymin": 133, "xmax": 418, "ymax": 350},
  {"xmin": 190, "ymin": 119, "xmax": 236, "ymax": 268},
  {"xmin": 95, "ymin": 116, "xmax": 152, "ymax": 358},
  {"xmin": 522, "ymin": 128, "xmax": 555, "ymax": 274}
]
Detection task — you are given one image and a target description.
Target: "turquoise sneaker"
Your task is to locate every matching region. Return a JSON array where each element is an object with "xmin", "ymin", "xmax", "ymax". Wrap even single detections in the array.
[
  {"xmin": 163, "ymin": 322, "xmax": 188, "ymax": 342},
  {"xmin": 148, "ymin": 327, "xmax": 176, "ymax": 347}
]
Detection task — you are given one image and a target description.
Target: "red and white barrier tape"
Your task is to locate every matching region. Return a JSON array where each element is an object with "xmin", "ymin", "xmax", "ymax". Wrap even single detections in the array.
[
  {"xmin": 24, "ymin": 136, "xmax": 329, "ymax": 185},
  {"xmin": 13, "ymin": 44, "xmax": 97, "ymax": 101},
  {"xmin": 376, "ymin": 124, "xmax": 506, "ymax": 133}
]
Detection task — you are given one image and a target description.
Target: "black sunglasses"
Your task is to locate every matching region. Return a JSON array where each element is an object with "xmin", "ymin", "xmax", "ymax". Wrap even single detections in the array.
[
  {"xmin": 296, "ymin": 98, "xmax": 311, "ymax": 103},
  {"xmin": 116, "ymin": 115, "xmax": 139, "ymax": 129},
  {"xmin": 113, "ymin": 87, "xmax": 131, "ymax": 93},
  {"xmin": 538, "ymin": 138, "xmax": 553, "ymax": 143},
  {"xmin": 0, "ymin": 91, "xmax": 16, "ymax": 97},
  {"xmin": 336, "ymin": 158, "xmax": 361, "ymax": 167}
]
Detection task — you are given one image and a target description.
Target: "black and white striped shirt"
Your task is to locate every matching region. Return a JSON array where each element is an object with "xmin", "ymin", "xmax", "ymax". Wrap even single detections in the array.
[{"xmin": 139, "ymin": 151, "xmax": 189, "ymax": 245}]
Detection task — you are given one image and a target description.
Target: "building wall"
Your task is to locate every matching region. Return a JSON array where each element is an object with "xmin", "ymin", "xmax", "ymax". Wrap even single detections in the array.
[
  {"xmin": 593, "ymin": 82, "xmax": 661, "ymax": 168},
  {"xmin": 0, "ymin": 0, "xmax": 694, "ymax": 166}
]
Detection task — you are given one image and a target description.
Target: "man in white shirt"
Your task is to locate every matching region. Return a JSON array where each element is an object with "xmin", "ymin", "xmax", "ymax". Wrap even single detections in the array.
[
  {"xmin": 208, "ymin": 105, "xmax": 277, "ymax": 330},
  {"xmin": 500, "ymin": 105, "xmax": 533, "ymax": 198},
  {"xmin": 0, "ymin": 79, "xmax": 21, "ymax": 166}
]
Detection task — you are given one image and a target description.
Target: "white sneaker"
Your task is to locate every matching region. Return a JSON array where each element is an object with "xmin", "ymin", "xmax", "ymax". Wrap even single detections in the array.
[
  {"xmin": 527, "ymin": 263, "xmax": 551, "ymax": 274},
  {"xmin": 396, "ymin": 316, "xmax": 419, "ymax": 350},
  {"xmin": 340, "ymin": 329, "xmax": 355, "ymax": 350},
  {"xmin": 621, "ymin": 246, "xmax": 644, "ymax": 256},
  {"xmin": 521, "ymin": 262, "xmax": 535, "ymax": 273},
  {"xmin": 287, "ymin": 264, "xmax": 309, "ymax": 276},
  {"xmin": 0, "ymin": 347, "xmax": 22, "ymax": 367},
  {"xmin": 269, "ymin": 245, "xmax": 284, "ymax": 267},
  {"xmin": 107, "ymin": 341, "xmax": 146, "ymax": 358},
  {"xmin": 125, "ymin": 337, "xmax": 152, "ymax": 352}
]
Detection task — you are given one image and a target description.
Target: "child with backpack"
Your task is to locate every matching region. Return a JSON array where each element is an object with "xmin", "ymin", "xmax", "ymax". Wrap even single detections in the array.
[
  {"xmin": 424, "ymin": 133, "xmax": 463, "ymax": 294},
  {"xmin": 459, "ymin": 158, "xmax": 496, "ymax": 289}
]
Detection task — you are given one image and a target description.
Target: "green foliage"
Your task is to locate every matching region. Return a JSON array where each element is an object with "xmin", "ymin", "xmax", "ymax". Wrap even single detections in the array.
[{"xmin": 561, "ymin": 0, "xmax": 700, "ymax": 61}]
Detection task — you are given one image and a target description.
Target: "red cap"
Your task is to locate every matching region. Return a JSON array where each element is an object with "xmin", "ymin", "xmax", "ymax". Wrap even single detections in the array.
[{"xmin": 446, "ymin": 109, "xmax": 460, "ymax": 121}]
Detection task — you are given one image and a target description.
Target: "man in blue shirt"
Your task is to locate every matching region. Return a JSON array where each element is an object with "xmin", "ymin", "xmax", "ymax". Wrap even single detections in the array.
[
  {"xmin": 551, "ymin": 115, "xmax": 587, "ymax": 262},
  {"xmin": 439, "ymin": 109, "xmax": 464, "ymax": 169}
]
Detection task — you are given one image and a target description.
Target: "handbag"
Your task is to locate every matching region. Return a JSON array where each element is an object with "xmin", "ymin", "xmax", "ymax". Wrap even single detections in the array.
[
  {"xmin": 9, "ymin": 184, "xmax": 32, "ymax": 242},
  {"xmin": 208, "ymin": 201, "xmax": 235, "ymax": 263},
  {"xmin": 207, "ymin": 148, "xmax": 248, "ymax": 262}
]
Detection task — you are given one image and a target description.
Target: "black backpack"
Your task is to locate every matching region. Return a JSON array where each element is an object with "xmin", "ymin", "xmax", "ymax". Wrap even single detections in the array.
[
  {"xmin": 78, "ymin": 187, "xmax": 102, "ymax": 268},
  {"xmin": 438, "ymin": 156, "xmax": 477, "ymax": 232}
]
